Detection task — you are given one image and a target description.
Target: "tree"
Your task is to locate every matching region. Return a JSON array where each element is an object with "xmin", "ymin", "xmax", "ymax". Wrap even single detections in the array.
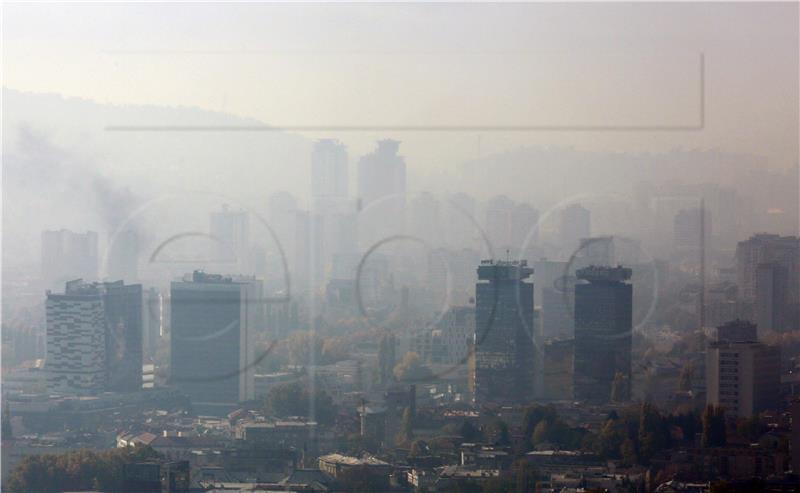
[
  {"xmin": 263, "ymin": 381, "xmax": 337, "ymax": 425},
  {"xmin": 337, "ymin": 465, "xmax": 389, "ymax": 493},
  {"xmin": 523, "ymin": 404, "xmax": 557, "ymax": 439},
  {"xmin": 532, "ymin": 420, "xmax": 551, "ymax": 446},
  {"xmin": 513, "ymin": 459, "xmax": 537, "ymax": 493},
  {"xmin": 678, "ymin": 362, "xmax": 695, "ymax": 392},
  {"xmin": 393, "ymin": 352, "xmax": 434, "ymax": 382},
  {"xmin": 736, "ymin": 415, "xmax": 764, "ymax": 442},
  {"xmin": 5, "ymin": 445, "xmax": 161, "ymax": 493},
  {"xmin": 621, "ymin": 438, "xmax": 638, "ymax": 466},
  {"xmin": 459, "ymin": 420, "xmax": 483, "ymax": 443},
  {"xmin": 611, "ymin": 372, "xmax": 629, "ymax": 402},
  {"xmin": 397, "ymin": 406, "xmax": 414, "ymax": 445},
  {"xmin": 2, "ymin": 397, "xmax": 12, "ymax": 440},
  {"xmin": 489, "ymin": 419, "xmax": 511, "ymax": 446},
  {"xmin": 638, "ymin": 402, "xmax": 668, "ymax": 464},
  {"xmin": 702, "ymin": 405, "xmax": 727, "ymax": 447}
]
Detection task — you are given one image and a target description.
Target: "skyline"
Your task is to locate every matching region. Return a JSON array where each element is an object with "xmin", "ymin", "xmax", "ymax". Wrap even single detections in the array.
[{"xmin": 3, "ymin": 2, "xmax": 798, "ymax": 170}]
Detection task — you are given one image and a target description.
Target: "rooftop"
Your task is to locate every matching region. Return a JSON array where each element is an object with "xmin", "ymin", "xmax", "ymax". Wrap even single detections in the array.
[{"xmin": 575, "ymin": 265, "xmax": 632, "ymax": 282}]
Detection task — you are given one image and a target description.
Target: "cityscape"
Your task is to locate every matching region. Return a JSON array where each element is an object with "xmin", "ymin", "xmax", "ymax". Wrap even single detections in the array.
[{"xmin": 2, "ymin": 3, "xmax": 799, "ymax": 493}]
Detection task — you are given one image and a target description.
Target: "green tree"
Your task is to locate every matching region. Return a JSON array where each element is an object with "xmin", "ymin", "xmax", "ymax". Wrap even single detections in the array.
[
  {"xmin": 5, "ymin": 445, "xmax": 161, "ymax": 493},
  {"xmin": 263, "ymin": 381, "xmax": 337, "ymax": 425}
]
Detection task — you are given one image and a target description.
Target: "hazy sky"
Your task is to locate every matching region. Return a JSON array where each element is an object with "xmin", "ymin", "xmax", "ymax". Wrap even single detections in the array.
[{"xmin": 3, "ymin": 2, "xmax": 798, "ymax": 172}]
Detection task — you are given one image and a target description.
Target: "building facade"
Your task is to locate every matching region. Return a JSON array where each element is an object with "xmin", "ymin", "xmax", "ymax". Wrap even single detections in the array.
[
  {"xmin": 45, "ymin": 279, "xmax": 143, "ymax": 395},
  {"xmin": 573, "ymin": 266, "xmax": 633, "ymax": 403},
  {"xmin": 170, "ymin": 271, "xmax": 258, "ymax": 415},
  {"xmin": 45, "ymin": 288, "xmax": 106, "ymax": 394},
  {"xmin": 706, "ymin": 320, "xmax": 780, "ymax": 417},
  {"xmin": 472, "ymin": 259, "xmax": 535, "ymax": 406}
]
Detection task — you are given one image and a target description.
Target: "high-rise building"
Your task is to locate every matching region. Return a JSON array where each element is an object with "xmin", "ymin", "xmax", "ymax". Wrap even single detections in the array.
[
  {"xmin": 294, "ymin": 210, "xmax": 325, "ymax": 292},
  {"xmin": 673, "ymin": 207, "xmax": 711, "ymax": 253},
  {"xmin": 755, "ymin": 262, "xmax": 789, "ymax": 333},
  {"xmin": 106, "ymin": 229, "xmax": 138, "ymax": 283},
  {"xmin": 573, "ymin": 265, "xmax": 633, "ymax": 403},
  {"xmin": 735, "ymin": 234, "xmax": 799, "ymax": 302},
  {"xmin": 357, "ymin": 140, "xmax": 407, "ymax": 248},
  {"xmin": 45, "ymin": 283, "xmax": 107, "ymax": 395},
  {"xmin": 102, "ymin": 280, "xmax": 144, "ymax": 391},
  {"xmin": 706, "ymin": 320, "xmax": 780, "ymax": 417},
  {"xmin": 357, "ymin": 139, "xmax": 406, "ymax": 208},
  {"xmin": 542, "ymin": 282, "xmax": 575, "ymax": 340},
  {"xmin": 170, "ymin": 271, "xmax": 259, "ymax": 415},
  {"xmin": 472, "ymin": 259, "xmax": 535, "ymax": 406},
  {"xmin": 559, "ymin": 204, "xmax": 591, "ymax": 254},
  {"xmin": 542, "ymin": 338, "xmax": 574, "ymax": 401},
  {"xmin": 209, "ymin": 205, "xmax": 250, "ymax": 271},
  {"xmin": 311, "ymin": 139, "xmax": 348, "ymax": 207},
  {"xmin": 41, "ymin": 229, "xmax": 99, "ymax": 290},
  {"xmin": 45, "ymin": 279, "xmax": 143, "ymax": 394},
  {"xmin": 311, "ymin": 140, "xmax": 355, "ymax": 280},
  {"xmin": 142, "ymin": 287, "xmax": 163, "ymax": 362}
]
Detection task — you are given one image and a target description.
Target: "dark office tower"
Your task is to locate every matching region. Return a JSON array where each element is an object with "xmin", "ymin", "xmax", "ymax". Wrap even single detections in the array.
[
  {"xmin": 107, "ymin": 229, "xmax": 138, "ymax": 283},
  {"xmin": 756, "ymin": 262, "xmax": 789, "ymax": 333},
  {"xmin": 559, "ymin": 204, "xmax": 591, "ymax": 253},
  {"xmin": 357, "ymin": 140, "xmax": 407, "ymax": 247},
  {"xmin": 473, "ymin": 259, "xmax": 535, "ymax": 406},
  {"xmin": 573, "ymin": 266, "xmax": 633, "ymax": 403},
  {"xmin": 142, "ymin": 287, "xmax": 162, "ymax": 362},
  {"xmin": 210, "ymin": 205, "xmax": 250, "ymax": 271},
  {"xmin": 102, "ymin": 281, "xmax": 143, "ymax": 391},
  {"xmin": 170, "ymin": 271, "xmax": 257, "ymax": 415},
  {"xmin": 41, "ymin": 229, "xmax": 99, "ymax": 290}
]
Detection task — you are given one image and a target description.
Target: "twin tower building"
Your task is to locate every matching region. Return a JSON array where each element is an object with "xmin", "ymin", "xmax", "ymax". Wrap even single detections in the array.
[{"xmin": 473, "ymin": 260, "xmax": 633, "ymax": 406}]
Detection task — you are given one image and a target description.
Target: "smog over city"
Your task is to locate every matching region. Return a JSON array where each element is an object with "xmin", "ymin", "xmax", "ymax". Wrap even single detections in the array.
[{"xmin": 1, "ymin": 3, "xmax": 798, "ymax": 493}]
